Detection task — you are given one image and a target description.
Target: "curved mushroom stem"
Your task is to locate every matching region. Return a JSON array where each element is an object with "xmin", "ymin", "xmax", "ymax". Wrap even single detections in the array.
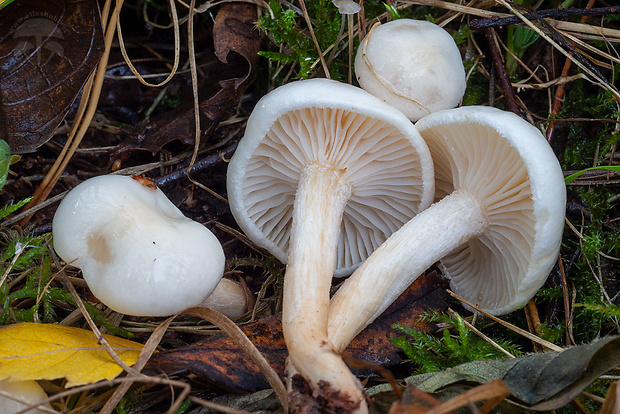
[
  {"xmin": 328, "ymin": 189, "xmax": 488, "ymax": 352},
  {"xmin": 283, "ymin": 163, "xmax": 367, "ymax": 413}
]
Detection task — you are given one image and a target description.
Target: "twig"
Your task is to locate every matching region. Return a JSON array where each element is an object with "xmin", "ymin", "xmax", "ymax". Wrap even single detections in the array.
[
  {"xmin": 402, "ymin": 0, "xmax": 620, "ymax": 40},
  {"xmin": 484, "ymin": 28, "xmax": 522, "ymax": 115},
  {"xmin": 155, "ymin": 142, "xmax": 237, "ymax": 187},
  {"xmin": 546, "ymin": 0, "xmax": 596, "ymax": 144},
  {"xmin": 557, "ymin": 253, "xmax": 573, "ymax": 346},
  {"xmin": 469, "ymin": 6, "xmax": 620, "ymax": 30}
]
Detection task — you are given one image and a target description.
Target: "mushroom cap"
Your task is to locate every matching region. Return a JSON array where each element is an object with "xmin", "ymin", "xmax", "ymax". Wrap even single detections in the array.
[
  {"xmin": 201, "ymin": 278, "xmax": 253, "ymax": 320},
  {"xmin": 53, "ymin": 175, "xmax": 226, "ymax": 316},
  {"xmin": 0, "ymin": 379, "xmax": 50, "ymax": 414},
  {"xmin": 227, "ymin": 78, "xmax": 434, "ymax": 277},
  {"xmin": 355, "ymin": 19, "xmax": 466, "ymax": 121},
  {"xmin": 415, "ymin": 106, "xmax": 566, "ymax": 314}
]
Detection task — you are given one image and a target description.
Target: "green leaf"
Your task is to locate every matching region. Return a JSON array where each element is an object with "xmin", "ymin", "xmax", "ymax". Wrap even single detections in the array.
[
  {"xmin": 384, "ymin": 3, "xmax": 401, "ymax": 20},
  {"xmin": 564, "ymin": 165, "xmax": 620, "ymax": 184},
  {"xmin": 0, "ymin": 140, "xmax": 16, "ymax": 191},
  {"xmin": 0, "ymin": 197, "xmax": 31, "ymax": 220}
]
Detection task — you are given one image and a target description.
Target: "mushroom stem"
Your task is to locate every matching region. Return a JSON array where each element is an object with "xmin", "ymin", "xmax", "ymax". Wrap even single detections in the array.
[
  {"xmin": 283, "ymin": 162, "xmax": 367, "ymax": 412},
  {"xmin": 328, "ymin": 189, "xmax": 488, "ymax": 352}
]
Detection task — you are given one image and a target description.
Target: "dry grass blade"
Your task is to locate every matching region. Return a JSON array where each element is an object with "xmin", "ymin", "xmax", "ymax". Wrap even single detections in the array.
[
  {"xmin": 299, "ymin": 0, "xmax": 330, "ymax": 78},
  {"xmin": 99, "ymin": 316, "xmax": 177, "ymax": 414},
  {"xmin": 116, "ymin": 0, "xmax": 180, "ymax": 87},
  {"xmin": 447, "ymin": 291, "xmax": 563, "ymax": 352},
  {"xmin": 184, "ymin": 0, "xmax": 228, "ymax": 203},
  {"xmin": 598, "ymin": 381, "xmax": 619, "ymax": 414},
  {"xmin": 495, "ymin": 0, "xmax": 620, "ymax": 101},
  {"xmin": 426, "ymin": 380, "xmax": 511, "ymax": 414},
  {"xmin": 401, "ymin": 0, "xmax": 620, "ymax": 41},
  {"xmin": 182, "ymin": 306, "xmax": 288, "ymax": 412}
]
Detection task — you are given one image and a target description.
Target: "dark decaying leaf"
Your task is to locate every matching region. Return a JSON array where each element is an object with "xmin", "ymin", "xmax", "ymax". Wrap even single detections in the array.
[
  {"xmin": 111, "ymin": 2, "xmax": 262, "ymax": 159},
  {"xmin": 145, "ymin": 271, "xmax": 448, "ymax": 392},
  {"xmin": 0, "ymin": 0, "xmax": 104, "ymax": 153},
  {"xmin": 383, "ymin": 335, "xmax": 620, "ymax": 411}
]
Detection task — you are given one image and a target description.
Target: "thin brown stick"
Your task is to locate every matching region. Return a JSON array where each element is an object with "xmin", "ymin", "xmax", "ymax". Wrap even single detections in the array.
[
  {"xmin": 469, "ymin": 6, "xmax": 619, "ymax": 30},
  {"xmin": 524, "ymin": 299, "xmax": 543, "ymax": 352},
  {"xmin": 484, "ymin": 28, "xmax": 522, "ymax": 115},
  {"xmin": 546, "ymin": 0, "xmax": 596, "ymax": 144},
  {"xmin": 557, "ymin": 254, "xmax": 572, "ymax": 346},
  {"xmin": 426, "ymin": 380, "xmax": 511, "ymax": 414}
]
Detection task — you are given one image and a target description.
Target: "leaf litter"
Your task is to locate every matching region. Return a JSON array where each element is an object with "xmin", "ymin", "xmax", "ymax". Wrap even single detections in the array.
[{"xmin": 0, "ymin": 0, "xmax": 619, "ymax": 412}]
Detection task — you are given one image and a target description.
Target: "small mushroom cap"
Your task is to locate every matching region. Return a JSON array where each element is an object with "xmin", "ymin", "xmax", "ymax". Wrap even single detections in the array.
[
  {"xmin": 0, "ymin": 379, "xmax": 50, "ymax": 414},
  {"xmin": 416, "ymin": 106, "xmax": 566, "ymax": 314},
  {"xmin": 201, "ymin": 278, "xmax": 253, "ymax": 320},
  {"xmin": 227, "ymin": 78, "xmax": 434, "ymax": 276},
  {"xmin": 53, "ymin": 175, "xmax": 225, "ymax": 317},
  {"xmin": 355, "ymin": 19, "xmax": 466, "ymax": 121}
]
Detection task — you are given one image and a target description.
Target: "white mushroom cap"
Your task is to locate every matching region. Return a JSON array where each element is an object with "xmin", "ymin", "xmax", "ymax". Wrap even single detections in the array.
[
  {"xmin": 227, "ymin": 78, "xmax": 434, "ymax": 277},
  {"xmin": 328, "ymin": 106, "xmax": 566, "ymax": 351},
  {"xmin": 355, "ymin": 19, "xmax": 466, "ymax": 121},
  {"xmin": 416, "ymin": 106, "xmax": 566, "ymax": 314},
  {"xmin": 53, "ymin": 175, "xmax": 226, "ymax": 317},
  {"xmin": 0, "ymin": 379, "xmax": 51, "ymax": 414}
]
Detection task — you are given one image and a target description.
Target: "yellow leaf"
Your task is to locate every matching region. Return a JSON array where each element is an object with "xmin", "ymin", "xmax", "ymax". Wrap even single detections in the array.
[{"xmin": 0, "ymin": 322, "xmax": 144, "ymax": 387}]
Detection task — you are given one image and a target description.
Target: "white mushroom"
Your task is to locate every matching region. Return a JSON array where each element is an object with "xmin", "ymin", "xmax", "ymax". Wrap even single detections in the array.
[
  {"xmin": 227, "ymin": 78, "xmax": 434, "ymax": 412},
  {"xmin": 355, "ymin": 19, "xmax": 466, "ymax": 121},
  {"xmin": 0, "ymin": 379, "xmax": 51, "ymax": 414},
  {"xmin": 201, "ymin": 278, "xmax": 254, "ymax": 320},
  {"xmin": 52, "ymin": 175, "xmax": 225, "ymax": 317},
  {"xmin": 328, "ymin": 106, "xmax": 566, "ymax": 352}
]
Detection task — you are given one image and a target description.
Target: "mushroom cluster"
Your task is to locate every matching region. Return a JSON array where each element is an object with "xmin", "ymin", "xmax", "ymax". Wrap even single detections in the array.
[
  {"xmin": 47, "ymin": 15, "xmax": 566, "ymax": 414},
  {"xmin": 227, "ymin": 78, "xmax": 434, "ymax": 412},
  {"xmin": 222, "ymin": 18, "xmax": 565, "ymax": 413}
]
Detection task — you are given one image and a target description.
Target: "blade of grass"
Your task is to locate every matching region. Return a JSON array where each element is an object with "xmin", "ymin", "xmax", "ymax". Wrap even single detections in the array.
[{"xmin": 565, "ymin": 166, "xmax": 620, "ymax": 183}]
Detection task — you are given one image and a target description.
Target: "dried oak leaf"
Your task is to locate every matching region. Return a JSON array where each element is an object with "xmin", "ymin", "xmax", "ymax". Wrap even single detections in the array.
[
  {"xmin": 0, "ymin": 0, "xmax": 104, "ymax": 153},
  {"xmin": 145, "ymin": 271, "xmax": 448, "ymax": 392},
  {"xmin": 112, "ymin": 2, "xmax": 261, "ymax": 159}
]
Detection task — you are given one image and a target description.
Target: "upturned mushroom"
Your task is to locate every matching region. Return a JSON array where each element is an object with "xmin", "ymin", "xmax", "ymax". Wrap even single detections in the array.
[
  {"xmin": 227, "ymin": 78, "xmax": 434, "ymax": 412},
  {"xmin": 328, "ymin": 106, "xmax": 566, "ymax": 352},
  {"xmin": 53, "ymin": 175, "xmax": 226, "ymax": 317},
  {"xmin": 355, "ymin": 19, "xmax": 466, "ymax": 121}
]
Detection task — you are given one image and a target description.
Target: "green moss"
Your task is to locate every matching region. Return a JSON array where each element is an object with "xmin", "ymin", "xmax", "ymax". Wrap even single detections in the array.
[{"xmin": 391, "ymin": 311, "xmax": 522, "ymax": 374}]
